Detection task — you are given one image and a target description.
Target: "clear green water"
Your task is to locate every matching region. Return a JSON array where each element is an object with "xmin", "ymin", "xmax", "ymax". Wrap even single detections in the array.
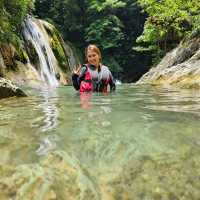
[{"xmin": 0, "ymin": 84, "xmax": 200, "ymax": 199}]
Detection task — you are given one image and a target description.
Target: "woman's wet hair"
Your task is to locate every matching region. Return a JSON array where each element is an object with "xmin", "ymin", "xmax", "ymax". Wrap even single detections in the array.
[{"xmin": 85, "ymin": 44, "xmax": 102, "ymax": 62}]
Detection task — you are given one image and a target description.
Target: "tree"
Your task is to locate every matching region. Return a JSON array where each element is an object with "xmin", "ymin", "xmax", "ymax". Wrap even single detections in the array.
[
  {"xmin": 84, "ymin": 0, "xmax": 126, "ymax": 74},
  {"xmin": 34, "ymin": 0, "xmax": 150, "ymax": 81},
  {"xmin": 34, "ymin": 0, "xmax": 85, "ymax": 46},
  {"xmin": 0, "ymin": 0, "xmax": 35, "ymax": 43},
  {"xmin": 135, "ymin": 0, "xmax": 200, "ymax": 62}
]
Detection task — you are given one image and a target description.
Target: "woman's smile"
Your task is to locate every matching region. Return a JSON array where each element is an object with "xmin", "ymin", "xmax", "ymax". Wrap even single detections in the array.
[{"xmin": 87, "ymin": 49, "xmax": 100, "ymax": 67}]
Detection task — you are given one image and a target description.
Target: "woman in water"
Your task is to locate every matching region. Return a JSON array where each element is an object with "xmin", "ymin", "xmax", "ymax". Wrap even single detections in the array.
[{"xmin": 72, "ymin": 44, "xmax": 116, "ymax": 92}]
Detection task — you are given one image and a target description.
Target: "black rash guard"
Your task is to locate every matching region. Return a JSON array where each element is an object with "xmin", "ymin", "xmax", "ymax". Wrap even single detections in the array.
[{"xmin": 72, "ymin": 64, "xmax": 116, "ymax": 92}]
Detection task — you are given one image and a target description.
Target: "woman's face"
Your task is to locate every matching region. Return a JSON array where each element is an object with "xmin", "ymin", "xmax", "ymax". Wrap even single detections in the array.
[{"xmin": 87, "ymin": 49, "xmax": 100, "ymax": 67}]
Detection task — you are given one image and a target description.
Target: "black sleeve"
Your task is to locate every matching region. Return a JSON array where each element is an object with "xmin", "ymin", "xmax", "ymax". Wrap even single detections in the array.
[
  {"xmin": 109, "ymin": 72, "xmax": 116, "ymax": 91},
  {"xmin": 72, "ymin": 66, "xmax": 87, "ymax": 90},
  {"xmin": 72, "ymin": 73, "xmax": 80, "ymax": 90}
]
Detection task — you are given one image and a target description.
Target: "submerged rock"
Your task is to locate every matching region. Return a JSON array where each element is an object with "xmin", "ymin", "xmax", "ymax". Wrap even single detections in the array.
[
  {"xmin": 137, "ymin": 38, "xmax": 200, "ymax": 89},
  {"xmin": 0, "ymin": 151, "xmax": 100, "ymax": 200},
  {"xmin": 98, "ymin": 149, "xmax": 200, "ymax": 200},
  {"xmin": 0, "ymin": 78, "xmax": 27, "ymax": 99},
  {"xmin": 0, "ymin": 148, "xmax": 200, "ymax": 199}
]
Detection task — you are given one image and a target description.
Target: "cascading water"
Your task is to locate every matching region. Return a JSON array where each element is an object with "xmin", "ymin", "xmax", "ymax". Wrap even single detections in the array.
[{"xmin": 22, "ymin": 17, "xmax": 59, "ymax": 87}]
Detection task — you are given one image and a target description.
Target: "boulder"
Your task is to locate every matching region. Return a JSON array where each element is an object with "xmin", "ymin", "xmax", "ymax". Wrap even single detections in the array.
[
  {"xmin": 137, "ymin": 38, "xmax": 200, "ymax": 89},
  {"xmin": 0, "ymin": 78, "xmax": 27, "ymax": 99}
]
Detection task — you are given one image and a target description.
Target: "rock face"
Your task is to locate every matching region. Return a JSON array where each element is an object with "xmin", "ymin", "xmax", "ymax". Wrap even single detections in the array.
[
  {"xmin": 137, "ymin": 38, "xmax": 200, "ymax": 89},
  {"xmin": 0, "ymin": 78, "xmax": 27, "ymax": 99},
  {"xmin": 38, "ymin": 19, "xmax": 79, "ymax": 85}
]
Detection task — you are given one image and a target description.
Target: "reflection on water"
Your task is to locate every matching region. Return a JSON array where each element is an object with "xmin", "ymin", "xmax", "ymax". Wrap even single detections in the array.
[
  {"xmin": 35, "ymin": 89, "xmax": 59, "ymax": 132},
  {"xmin": 1, "ymin": 85, "xmax": 200, "ymax": 199},
  {"xmin": 144, "ymin": 87, "xmax": 200, "ymax": 115},
  {"xmin": 36, "ymin": 89, "xmax": 59, "ymax": 155},
  {"xmin": 80, "ymin": 92, "xmax": 93, "ymax": 109}
]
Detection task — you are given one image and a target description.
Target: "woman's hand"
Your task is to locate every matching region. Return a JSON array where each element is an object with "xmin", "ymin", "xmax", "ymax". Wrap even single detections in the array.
[{"xmin": 73, "ymin": 63, "xmax": 81, "ymax": 75}]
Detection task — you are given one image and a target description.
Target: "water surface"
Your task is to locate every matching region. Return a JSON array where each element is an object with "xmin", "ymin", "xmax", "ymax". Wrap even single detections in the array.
[{"xmin": 0, "ymin": 84, "xmax": 200, "ymax": 199}]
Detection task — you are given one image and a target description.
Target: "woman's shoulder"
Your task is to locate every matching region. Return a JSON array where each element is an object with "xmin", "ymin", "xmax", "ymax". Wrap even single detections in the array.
[
  {"xmin": 101, "ymin": 64, "xmax": 109, "ymax": 70},
  {"xmin": 101, "ymin": 64, "xmax": 112, "ymax": 73}
]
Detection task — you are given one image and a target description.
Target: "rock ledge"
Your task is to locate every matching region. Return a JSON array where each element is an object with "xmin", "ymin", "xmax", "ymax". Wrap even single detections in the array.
[{"xmin": 0, "ymin": 78, "xmax": 27, "ymax": 99}]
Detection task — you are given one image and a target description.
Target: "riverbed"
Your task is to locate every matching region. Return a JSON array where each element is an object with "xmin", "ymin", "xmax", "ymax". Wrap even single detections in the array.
[{"xmin": 0, "ymin": 84, "xmax": 200, "ymax": 199}]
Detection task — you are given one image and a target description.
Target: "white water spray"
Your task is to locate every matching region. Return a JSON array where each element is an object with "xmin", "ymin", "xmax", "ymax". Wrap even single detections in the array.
[{"xmin": 22, "ymin": 17, "xmax": 59, "ymax": 87}]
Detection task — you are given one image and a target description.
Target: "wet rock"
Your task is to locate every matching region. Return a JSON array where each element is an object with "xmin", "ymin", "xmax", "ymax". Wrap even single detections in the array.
[
  {"xmin": 0, "ymin": 51, "xmax": 6, "ymax": 76},
  {"xmin": 0, "ymin": 78, "xmax": 27, "ymax": 99},
  {"xmin": 98, "ymin": 150, "xmax": 200, "ymax": 200},
  {"xmin": 137, "ymin": 38, "xmax": 200, "ymax": 89}
]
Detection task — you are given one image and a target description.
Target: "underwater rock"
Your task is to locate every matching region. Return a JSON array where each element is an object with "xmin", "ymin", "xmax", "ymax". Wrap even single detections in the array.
[
  {"xmin": 0, "ymin": 151, "xmax": 100, "ymax": 200},
  {"xmin": 0, "ymin": 148, "xmax": 200, "ymax": 199},
  {"xmin": 98, "ymin": 150, "xmax": 200, "ymax": 200},
  {"xmin": 0, "ymin": 78, "xmax": 27, "ymax": 99}
]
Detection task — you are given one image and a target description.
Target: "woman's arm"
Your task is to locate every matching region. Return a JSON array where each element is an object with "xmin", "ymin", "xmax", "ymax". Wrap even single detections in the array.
[
  {"xmin": 72, "ymin": 65, "xmax": 87, "ymax": 90},
  {"xmin": 109, "ymin": 71, "xmax": 116, "ymax": 91}
]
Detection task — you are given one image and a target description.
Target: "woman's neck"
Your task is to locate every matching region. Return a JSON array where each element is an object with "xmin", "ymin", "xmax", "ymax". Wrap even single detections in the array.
[{"xmin": 88, "ymin": 63, "xmax": 101, "ymax": 69}]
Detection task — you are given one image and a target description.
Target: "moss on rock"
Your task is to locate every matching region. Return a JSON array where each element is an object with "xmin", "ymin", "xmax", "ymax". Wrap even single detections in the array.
[{"xmin": 51, "ymin": 31, "xmax": 69, "ymax": 71}]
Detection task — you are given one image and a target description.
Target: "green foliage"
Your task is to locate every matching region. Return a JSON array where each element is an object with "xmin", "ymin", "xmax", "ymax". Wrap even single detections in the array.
[
  {"xmin": 188, "ymin": 14, "xmax": 200, "ymax": 39},
  {"xmin": 84, "ymin": 0, "xmax": 126, "ymax": 74},
  {"xmin": 34, "ymin": 0, "xmax": 84, "ymax": 45},
  {"xmin": 87, "ymin": 0, "xmax": 126, "ymax": 13},
  {"xmin": 103, "ymin": 55, "xmax": 123, "ymax": 77},
  {"xmin": 4, "ymin": 0, "xmax": 35, "ymax": 27},
  {"xmin": 136, "ymin": 0, "xmax": 200, "ymax": 59},
  {"xmin": 51, "ymin": 30, "xmax": 69, "ymax": 70},
  {"xmin": 85, "ymin": 15, "xmax": 124, "ymax": 50},
  {"xmin": 0, "ymin": 0, "xmax": 35, "ymax": 43}
]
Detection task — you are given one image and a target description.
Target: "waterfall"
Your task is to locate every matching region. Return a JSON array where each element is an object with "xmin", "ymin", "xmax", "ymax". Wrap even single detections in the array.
[{"xmin": 22, "ymin": 17, "xmax": 59, "ymax": 87}]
